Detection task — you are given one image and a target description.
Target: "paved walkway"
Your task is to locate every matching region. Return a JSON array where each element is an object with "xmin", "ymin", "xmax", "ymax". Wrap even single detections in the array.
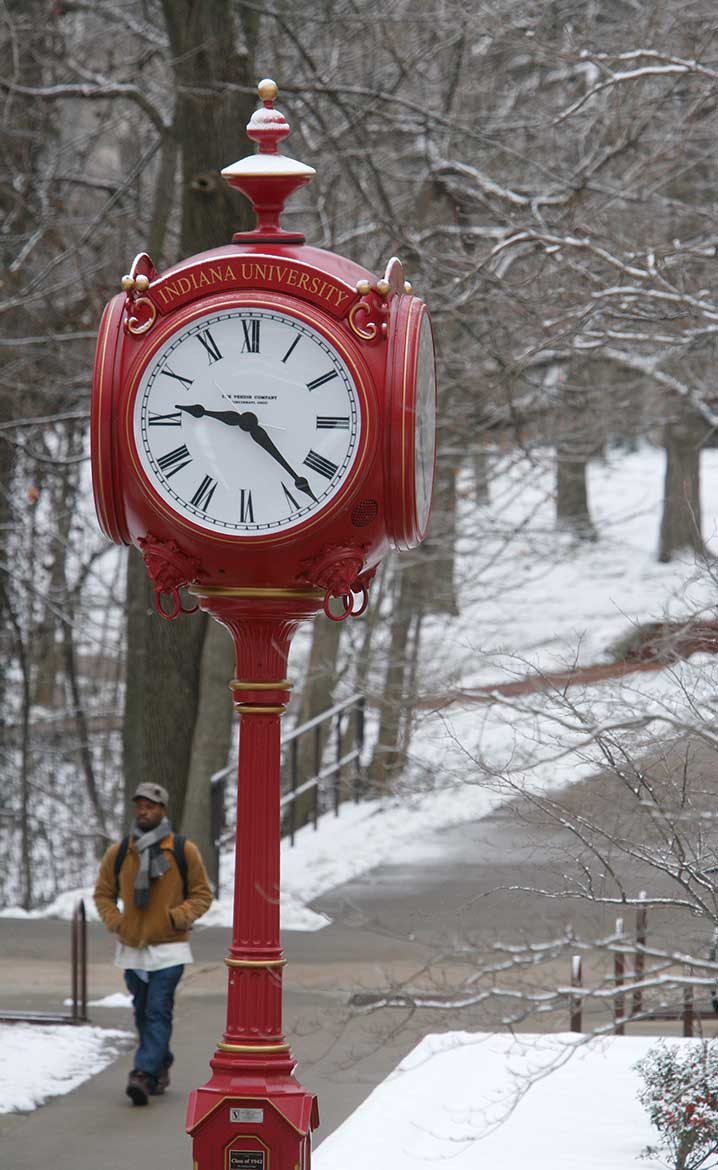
[{"xmin": 3, "ymin": 753, "xmax": 717, "ymax": 1168}]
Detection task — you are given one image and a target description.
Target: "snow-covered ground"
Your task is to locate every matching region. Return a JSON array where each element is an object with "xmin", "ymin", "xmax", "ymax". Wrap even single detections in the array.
[
  {"xmin": 0, "ymin": 1023, "xmax": 130, "ymax": 1113},
  {"xmin": 3, "ymin": 445, "xmax": 718, "ymax": 1138},
  {"xmin": 314, "ymin": 1030, "xmax": 678, "ymax": 1170},
  {"xmin": 4, "ymin": 445, "xmax": 718, "ymax": 933}
]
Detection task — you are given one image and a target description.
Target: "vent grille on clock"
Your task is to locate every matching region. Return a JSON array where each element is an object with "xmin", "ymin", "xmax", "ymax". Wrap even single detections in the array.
[{"xmin": 351, "ymin": 499, "xmax": 378, "ymax": 527}]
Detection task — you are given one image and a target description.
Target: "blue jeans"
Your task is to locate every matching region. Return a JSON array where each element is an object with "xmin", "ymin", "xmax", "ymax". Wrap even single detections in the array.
[{"xmin": 124, "ymin": 965, "xmax": 184, "ymax": 1084}]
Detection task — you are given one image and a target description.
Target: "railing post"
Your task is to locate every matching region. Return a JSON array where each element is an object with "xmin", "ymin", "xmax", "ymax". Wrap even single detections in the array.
[
  {"xmin": 614, "ymin": 917, "xmax": 625, "ymax": 1035},
  {"xmin": 632, "ymin": 890, "xmax": 647, "ymax": 1016},
  {"xmin": 71, "ymin": 899, "xmax": 88, "ymax": 1024},
  {"xmin": 290, "ymin": 738, "xmax": 298, "ymax": 846},
  {"xmin": 334, "ymin": 711, "xmax": 342, "ymax": 816},
  {"xmin": 683, "ymin": 967, "xmax": 694, "ymax": 1038},
  {"xmin": 313, "ymin": 723, "xmax": 321, "ymax": 829},
  {"xmin": 570, "ymin": 955, "xmax": 582, "ymax": 1032},
  {"xmin": 210, "ymin": 775, "xmax": 225, "ymax": 894},
  {"xmin": 355, "ymin": 696, "xmax": 365, "ymax": 801},
  {"xmin": 79, "ymin": 899, "xmax": 87, "ymax": 1022},
  {"xmin": 71, "ymin": 901, "xmax": 79, "ymax": 1022}
]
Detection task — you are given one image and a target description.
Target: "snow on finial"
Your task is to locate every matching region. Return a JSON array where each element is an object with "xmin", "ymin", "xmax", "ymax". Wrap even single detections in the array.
[
  {"xmin": 246, "ymin": 79, "xmax": 291, "ymax": 155},
  {"xmin": 221, "ymin": 78, "xmax": 315, "ymax": 243}
]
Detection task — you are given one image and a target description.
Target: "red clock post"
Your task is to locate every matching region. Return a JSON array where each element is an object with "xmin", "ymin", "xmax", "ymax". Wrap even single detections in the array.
[{"xmin": 91, "ymin": 80, "xmax": 437, "ymax": 1169}]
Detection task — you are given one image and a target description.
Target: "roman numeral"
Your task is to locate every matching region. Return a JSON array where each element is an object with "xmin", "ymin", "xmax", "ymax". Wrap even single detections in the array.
[
  {"xmin": 148, "ymin": 411, "xmax": 182, "ymax": 426},
  {"xmin": 306, "ymin": 370, "xmax": 339, "ymax": 391},
  {"xmin": 239, "ymin": 489, "xmax": 255, "ymax": 523},
  {"xmin": 190, "ymin": 475, "xmax": 217, "ymax": 512},
  {"xmin": 281, "ymin": 334, "xmax": 301, "ymax": 364},
  {"xmin": 241, "ymin": 319, "xmax": 261, "ymax": 353},
  {"xmin": 161, "ymin": 367, "xmax": 193, "ymax": 390},
  {"xmin": 316, "ymin": 416, "xmax": 349, "ymax": 429},
  {"xmin": 157, "ymin": 445, "xmax": 192, "ymax": 478},
  {"xmin": 282, "ymin": 482, "xmax": 301, "ymax": 511},
  {"xmin": 196, "ymin": 329, "xmax": 222, "ymax": 364},
  {"xmin": 303, "ymin": 449, "xmax": 338, "ymax": 480}
]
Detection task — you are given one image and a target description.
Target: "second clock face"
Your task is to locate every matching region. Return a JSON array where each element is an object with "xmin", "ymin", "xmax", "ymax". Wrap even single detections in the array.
[{"xmin": 131, "ymin": 306, "xmax": 362, "ymax": 536}]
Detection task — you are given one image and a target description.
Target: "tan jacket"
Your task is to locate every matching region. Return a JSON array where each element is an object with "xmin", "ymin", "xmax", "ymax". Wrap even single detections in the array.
[{"xmin": 94, "ymin": 833, "xmax": 212, "ymax": 948}]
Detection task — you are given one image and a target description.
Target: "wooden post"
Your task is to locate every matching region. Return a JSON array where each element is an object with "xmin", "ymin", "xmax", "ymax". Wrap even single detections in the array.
[
  {"xmin": 570, "ymin": 955, "xmax": 583, "ymax": 1032},
  {"xmin": 632, "ymin": 890, "xmax": 647, "ymax": 1016},
  {"xmin": 614, "ymin": 916, "xmax": 625, "ymax": 1035},
  {"xmin": 683, "ymin": 966, "xmax": 694, "ymax": 1038}
]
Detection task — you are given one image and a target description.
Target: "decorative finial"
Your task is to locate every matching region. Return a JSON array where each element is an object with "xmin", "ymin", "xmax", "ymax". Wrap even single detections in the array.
[
  {"xmin": 257, "ymin": 78, "xmax": 279, "ymax": 102},
  {"xmin": 246, "ymin": 78, "xmax": 291, "ymax": 155},
  {"xmin": 221, "ymin": 77, "xmax": 315, "ymax": 245}
]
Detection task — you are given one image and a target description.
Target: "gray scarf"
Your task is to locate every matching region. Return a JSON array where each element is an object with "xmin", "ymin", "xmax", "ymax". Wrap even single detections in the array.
[{"xmin": 132, "ymin": 816, "xmax": 171, "ymax": 908}]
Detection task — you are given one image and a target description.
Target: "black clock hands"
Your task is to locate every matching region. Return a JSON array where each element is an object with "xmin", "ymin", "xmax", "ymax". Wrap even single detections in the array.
[{"xmin": 175, "ymin": 403, "xmax": 317, "ymax": 502}]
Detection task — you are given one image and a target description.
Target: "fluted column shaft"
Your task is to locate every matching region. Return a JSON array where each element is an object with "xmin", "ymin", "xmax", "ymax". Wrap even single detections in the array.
[{"xmin": 194, "ymin": 589, "xmax": 323, "ymax": 1064}]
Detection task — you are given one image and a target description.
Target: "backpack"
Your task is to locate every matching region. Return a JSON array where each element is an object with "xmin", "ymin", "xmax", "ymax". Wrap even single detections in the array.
[{"xmin": 114, "ymin": 833, "xmax": 189, "ymax": 901}]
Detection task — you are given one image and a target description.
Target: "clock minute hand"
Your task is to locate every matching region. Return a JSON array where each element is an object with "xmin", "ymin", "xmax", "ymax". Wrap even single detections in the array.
[
  {"xmin": 245, "ymin": 419, "xmax": 317, "ymax": 502},
  {"xmin": 174, "ymin": 403, "xmax": 316, "ymax": 502}
]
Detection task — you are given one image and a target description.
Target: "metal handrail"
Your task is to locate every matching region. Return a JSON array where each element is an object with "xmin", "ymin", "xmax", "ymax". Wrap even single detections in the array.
[
  {"xmin": 209, "ymin": 692, "xmax": 365, "ymax": 788},
  {"xmin": 280, "ymin": 748, "xmax": 361, "ymax": 805},
  {"xmin": 211, "ymin": 693, "xmax": 366, "ymax": 862},
  {"xmin": 0, "ymin": 898, "xmax": 88, "ymax": 1026}
]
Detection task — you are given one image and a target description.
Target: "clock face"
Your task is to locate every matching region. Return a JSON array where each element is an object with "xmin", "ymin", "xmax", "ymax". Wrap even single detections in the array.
[
  {"xmin": 413, "ymin": 311, "xmax": 437, "ymax": 536},
  {"xmin": 131, "ymin": 306, "xmax": 362, "ymax": 536}
]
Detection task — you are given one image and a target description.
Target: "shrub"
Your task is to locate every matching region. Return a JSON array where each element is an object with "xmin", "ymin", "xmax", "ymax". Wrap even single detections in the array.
[{"xmin": 635, "ymin": 1040, "xmax": 718, "ymax": 1170}]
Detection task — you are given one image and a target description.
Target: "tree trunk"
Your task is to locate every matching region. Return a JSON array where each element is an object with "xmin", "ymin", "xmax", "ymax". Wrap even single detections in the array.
[
  {"xmin": 370, "ymin": 559, "xmax": 424, "ymax": 793},
  {"xmin": 123, "ymin": 4, "xmax": 259, "ymax": 834},
  {"xmin": 284, "ymin": 614, "xmax": 344, "ymax": 832},
  {"xmin": 123, "ymin": 550, "xmax": 207, "ymax": 829},
  {"xmin": 556, "ymin": 449, "xmax": 597, "ymax": 541},
  {"xmin": 658, "ymin": 412, "xmax": 707, "ymax": 563},
  {"xmin": 181, "ymin": 619, "xmax": 236, "ymax": 888},
  {"xmin": 422, "ymin": 460, "xmax": 459, "ymax": 615},
  {"xmin": 473, "ymin": 447, "xmax": 491, "ymax": 504}
]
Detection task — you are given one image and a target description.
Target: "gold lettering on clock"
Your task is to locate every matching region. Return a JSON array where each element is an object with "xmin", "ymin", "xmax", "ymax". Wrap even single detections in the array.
[{"xmin": 154, "ymin": 262, "xmax": 354, "ymax": 313}]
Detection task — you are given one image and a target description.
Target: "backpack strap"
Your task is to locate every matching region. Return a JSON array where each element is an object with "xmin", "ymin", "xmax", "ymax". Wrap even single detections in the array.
[
  {"xmin": 113, "ymin": 834, "xmax": 130, "ymax": 894},
  {"xmin": 173, "ymin": 834, "xmax": 189, "ymax": 901},
  {"xmin": 113, "ymin": 832, "xmax": 188, "ymax": 900}
]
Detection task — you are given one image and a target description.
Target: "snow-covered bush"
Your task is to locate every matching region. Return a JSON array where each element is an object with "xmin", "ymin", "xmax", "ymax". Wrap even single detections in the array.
[{"xmin": 635, "ymin": 1040, "xmax": 718, "ymax": 1170}]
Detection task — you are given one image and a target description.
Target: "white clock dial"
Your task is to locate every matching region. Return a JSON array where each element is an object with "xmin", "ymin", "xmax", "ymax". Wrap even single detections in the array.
[
  {"xmin": 414, "ymin": 312, "xmax": 437, "ymax": 536},
  {"xmin": 132, "ymin": 307, "xmax": 362, "ymax": 535}
]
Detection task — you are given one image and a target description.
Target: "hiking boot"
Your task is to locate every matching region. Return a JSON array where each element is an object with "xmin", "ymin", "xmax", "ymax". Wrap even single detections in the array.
[
  {"xmin": 150, "ymin": 1058, "xmax": 172, "ymax": 1096},
  {"xmin": 126, "ymin": 1069, "xmax": 153, "ymax": 1106}
]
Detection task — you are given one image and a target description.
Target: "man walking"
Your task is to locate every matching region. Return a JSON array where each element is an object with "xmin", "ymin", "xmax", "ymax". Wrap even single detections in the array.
[{"xmin": 94, "ymin": 782, "xmax": 212, "ymax": 1106}]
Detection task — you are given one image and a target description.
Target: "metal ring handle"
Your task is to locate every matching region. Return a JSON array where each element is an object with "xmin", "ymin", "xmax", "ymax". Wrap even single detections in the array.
[
  {"xmin": 154, "ymin": 587, "xmax": 199, "ymax": 620},
  {"xmin": 350, "ymin": 586, "xmax": 369, "ymax": 618},
  {"xmin": 323, "ymin": 592, "xmax": 353, "ymax": 622}
]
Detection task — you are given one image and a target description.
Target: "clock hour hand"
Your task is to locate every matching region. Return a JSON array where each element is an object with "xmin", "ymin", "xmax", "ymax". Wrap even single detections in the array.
[{"xmin": 175, "ymin": 404, "xmax": 244, "ymax": 426}]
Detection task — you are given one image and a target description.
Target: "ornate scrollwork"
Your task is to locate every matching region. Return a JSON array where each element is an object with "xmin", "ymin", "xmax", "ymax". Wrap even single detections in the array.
[
  {"xmin": 121, "ymin": 252, "xmax": 159, "ymax": 336},
  {"xmin": 138, "ymin": 533, "xmax": 202, "ymax": 620},
  {"xmin": 298, "ymin": 546, "xmax": 376, "ymax": 622},
  {"xmin": 127, "ymin": 296, "xmax": 157, "ymax": 336},
  {"xmin": 348, "ymin": 299, "xmax": 378, "ymax": 341}
]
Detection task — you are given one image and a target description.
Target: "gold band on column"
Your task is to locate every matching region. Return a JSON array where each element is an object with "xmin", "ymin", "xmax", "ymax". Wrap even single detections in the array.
[
  {"xmin": 217, "ymin": 1041, "xmax": 290, "ymax": 1054},
  {"xmin": 225, "ymin": 957, "xmax": 287, "ymax": 969},
  {"xmin": 190, "ymin": 585, "xmax": 324, "ymax": 600},
  {"xmin": 229, "ymin": 679, "xmax": 293, "ymax": 691},
  {"xmin": 234, "ymin": 703, "xmax": 286, "ymax": 714}
]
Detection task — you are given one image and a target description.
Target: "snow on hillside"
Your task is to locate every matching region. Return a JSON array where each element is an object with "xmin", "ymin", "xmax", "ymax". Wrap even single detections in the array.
[
  {"xmin": 314, "ymin": 1030, "xmax": 676, "ymax": 1170},
  {"xmin": 5, "ymin": 444, "xmax": 718, "ymax": 931}
]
